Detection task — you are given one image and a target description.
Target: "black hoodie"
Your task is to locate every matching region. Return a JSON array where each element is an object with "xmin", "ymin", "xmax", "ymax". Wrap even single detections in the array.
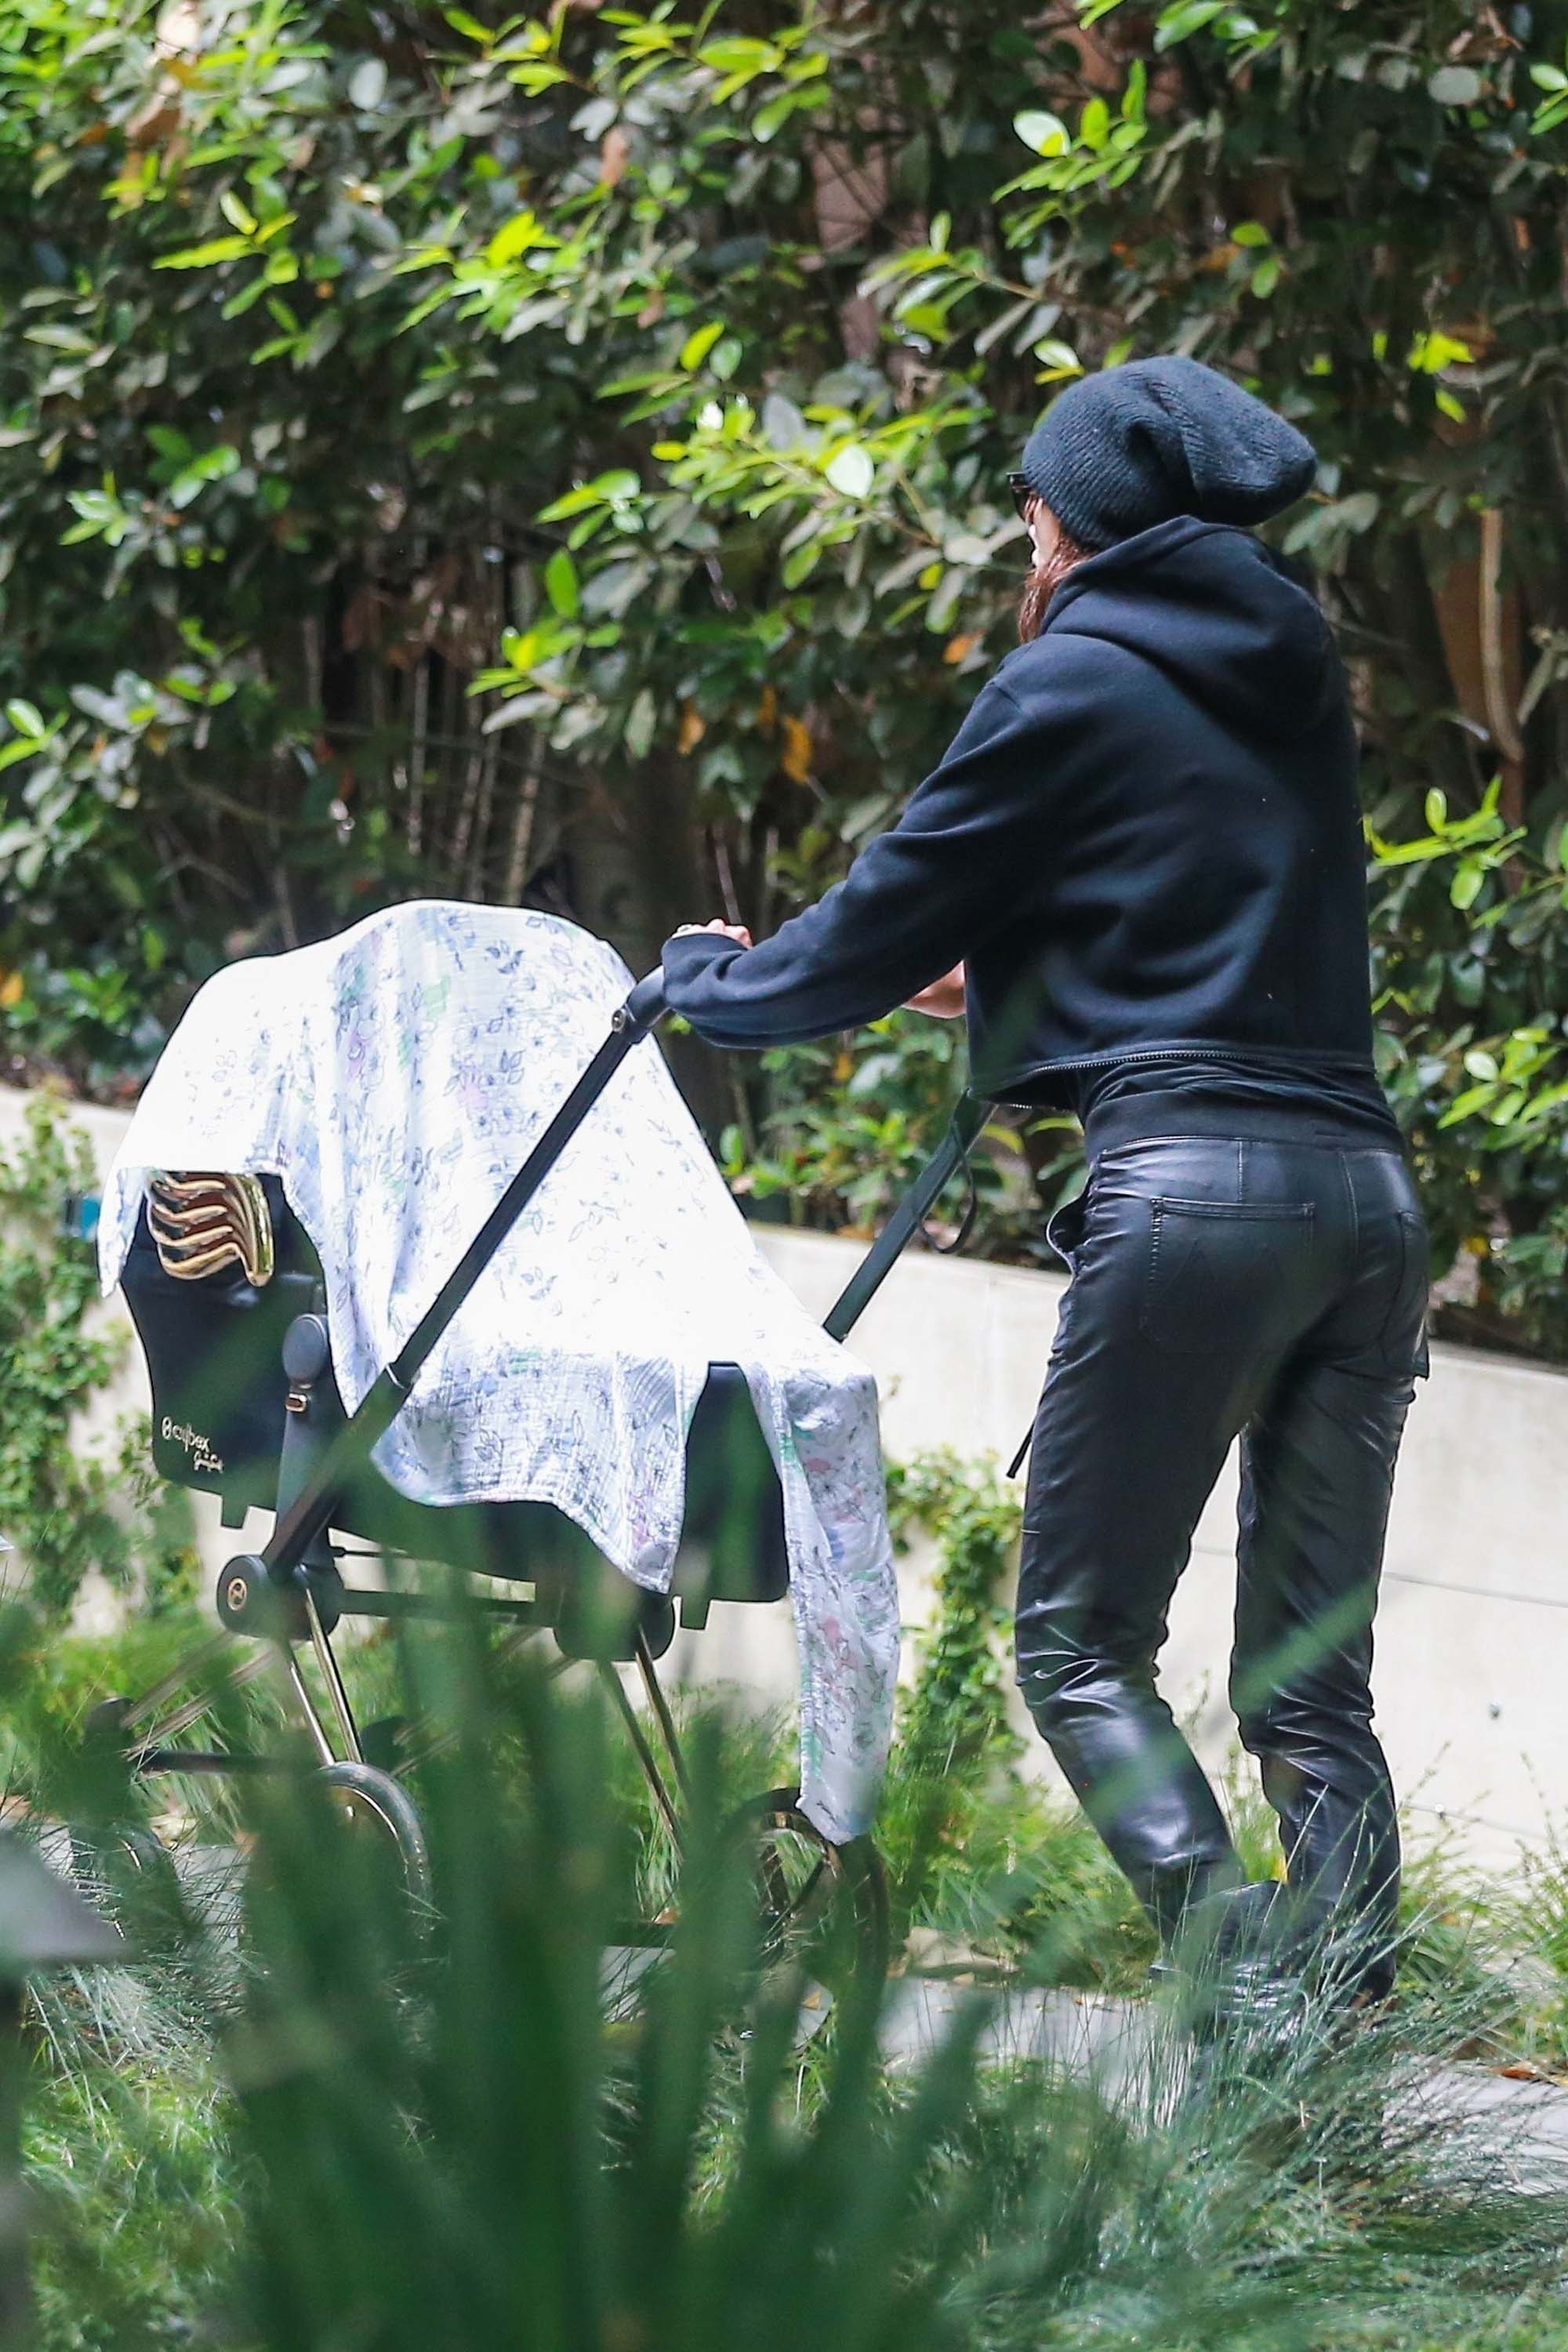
[{"xmin": 660, "ymin": 517, "xmax": 1379, "ymax": 1106}]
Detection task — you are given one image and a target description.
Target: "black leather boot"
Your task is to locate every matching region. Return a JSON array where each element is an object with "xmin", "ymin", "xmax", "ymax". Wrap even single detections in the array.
[
  {"xmin": 1156, "ymin": 1882, "xmax": 1311, "ymax": 2161},
  {"xmin": 1168, "ymin": 1881, "xmax": 1307, "ymax": 2045}
]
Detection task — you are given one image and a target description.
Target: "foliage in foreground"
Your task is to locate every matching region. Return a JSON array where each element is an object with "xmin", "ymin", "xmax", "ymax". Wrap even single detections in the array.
[
  {"xmin": 0, "ymin": 1094, "xmax": 198, "ymax": 1620},
  {"xmin": 27, "ymin": 2002, "xmax": 239, "ymax": 2352},
  {"xmin": 9, "ymin": 1597, "xmax": 1568, "ymax": 2352}
]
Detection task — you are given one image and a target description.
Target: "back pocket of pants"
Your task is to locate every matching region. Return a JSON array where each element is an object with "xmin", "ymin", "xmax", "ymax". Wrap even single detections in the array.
[{"xmin": 1141, "ymin": 1197, "xmax": 1314, "ymax": 1356}]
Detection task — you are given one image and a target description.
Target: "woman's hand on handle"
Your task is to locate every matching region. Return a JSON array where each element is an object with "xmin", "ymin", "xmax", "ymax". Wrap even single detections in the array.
[
  {"xmin": 674, "ymin": 918, "xmax": 753, "ymax": 948},
  {"xmin": 903, "ymin": 963, "xmax": 967, "ymax": 1019}
]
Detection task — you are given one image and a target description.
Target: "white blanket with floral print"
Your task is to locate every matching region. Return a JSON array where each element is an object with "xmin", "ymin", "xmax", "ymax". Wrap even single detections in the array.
[{"xmin": 97, "ymin": 902, "xmax": 898, "ymax": 1842}]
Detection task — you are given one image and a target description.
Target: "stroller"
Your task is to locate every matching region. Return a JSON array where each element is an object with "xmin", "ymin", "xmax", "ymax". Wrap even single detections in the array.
[{"xmin": 85, "ymin": 921, "xmax": 987, "ymax": 1979}]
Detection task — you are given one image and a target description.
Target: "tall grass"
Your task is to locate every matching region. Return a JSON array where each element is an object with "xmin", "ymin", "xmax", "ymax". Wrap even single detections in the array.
[{"xmin": 13, "ymin": 1601, "xmax": 1568, "ymax": 2350}]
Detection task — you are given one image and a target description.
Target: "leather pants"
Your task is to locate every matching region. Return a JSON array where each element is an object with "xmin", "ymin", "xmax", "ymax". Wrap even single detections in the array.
[{"xmin": 1015, "ymin": 1127, "xmax": 1428, "ymax": 1984}]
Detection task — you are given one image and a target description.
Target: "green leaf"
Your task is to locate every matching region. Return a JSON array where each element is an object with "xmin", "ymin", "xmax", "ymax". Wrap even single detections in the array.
[
  {"xmin": 1080, "ymin": 97, "xmax": 1110, "ymax": 150},
  {"xmin": 781, "ymin": 541, "xmax": 820, "ymax": 587},
  {"xmin": 1367, "ymin": 833, "xmax": 1446, "ymax": 866},
  {"xmin": 486, "ymin": 210, "xmax": 544, "ymax": 267},
  {"xmin": 169, "ymin": 444, "xmax": 241, "ymax": 507},
  {"xmin": 154, "ymin": 236, "xmax": 255, "ymax": 269},
  {"xmin": 679, "ymin": 320, "xmax": 725, "ymax": 370},
  {"xmin": 1439, "ymin": 1083, "xmax": 1497, "ymax": 1126},
  {"xmin": 752, "ymin": 91, "xmax": 798, "ymax": 141},
  {"xmin": 1345, "ymin": 490, "xmax": 1382, "ymax": 533},
  {"xmin": 1013, "ymin": 110, "xmax": 1069, "ymax": 156},
  {"xmin": 1231, "ymin": 220, "xmax": 1271, "ymax": 247},
  {"xmin": 1425, "ymin": 787, "xmax": 1449, "ymax": 833},
  {"xmin": 544, "ymin": 548, "xmax": 579, "ymax": 618},
  {"xmin": 697, "ymin": 36, "xmax": 777, "ymax": 72},
  {"xmin": 1451, "ymin": 861, "xmax": 1486, "ymax": 910},
  {"xmin": 21, "ymin": 323, "xmax": 95, "ymax": 354},
  {"xmin": 1250, "ymin": 254, "xmax": 1281, "ymax": 299},
  {"xmin": 1530, "ymin": 62, "xmax": 1568, "ymax": 91},
  {"xmin": 4, "ymin": 699, "xmax": 45, "ymax": 739},
  {"xmin": 348, "ymin": 56, "xmax": 388, "ymax": 110},
  {"xmin": 1033, "ymin": 337, "xmax": 1083, "ymax": 379},
  {"xmin": 624, "ymin": 685, "xmax": 657, "ymax": 760},
  {"xmin": 444, "ymin": 6, "xmax": 493, "ymax": 38},
  {"xmin": 1427, "ymin": 64, "xmax": 1483, "ymax": 106},
  {"xmin": 507, "ymin": 61, "xmax": 569, "ymax": 93},
  {"xmin": 1154, "ymin": 0, "xmax": 1228, "ymax": 50},
  {"xmin": 1408, "ymin": 330, "xmax": 1473, "ymax": 374},
  {"xmin": 221, "ymin": 272, "xmax": 272, "ymax": 319},
  {"xmin": 760, "ymin": 393, "xmax": 806, "ymax": 448},
  {"xmin": 536, "ymin": 470, "xmax": 640, "ymax": 523},
  {"xmin": 974, "ymin": 295, "xmax": 1044, "ymax": 359},
  {"xmin": 825, "ymin": 444, "xmax": 873, "ymax": 499}
]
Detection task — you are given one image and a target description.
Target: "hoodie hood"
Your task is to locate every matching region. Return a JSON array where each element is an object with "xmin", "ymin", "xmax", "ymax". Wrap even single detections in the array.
[{"xmin": 1039, "ymin": 515, "xmax": 1337, "ymax": 740}]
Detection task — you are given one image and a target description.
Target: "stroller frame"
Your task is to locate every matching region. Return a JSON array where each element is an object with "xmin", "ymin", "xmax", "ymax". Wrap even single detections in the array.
[{"xmin": 92, "ymin": 969, "xmax": 988, "ymax": 1967}]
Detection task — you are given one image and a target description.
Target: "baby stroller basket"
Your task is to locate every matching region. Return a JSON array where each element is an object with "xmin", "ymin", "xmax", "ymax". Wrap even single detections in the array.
[
  {"xmin": 94, "ymin": 964, "xmax": 989, "ymax": 1977},
  {"xmin": 123, "ymin": 1185, "xmax": 791, "ymax": 1607}
]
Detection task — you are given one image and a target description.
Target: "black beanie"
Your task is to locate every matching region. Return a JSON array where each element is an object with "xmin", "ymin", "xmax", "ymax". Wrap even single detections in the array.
[{"xmin": 1018, "ymin": 357, "xmax": 1316, "ymax": 551}]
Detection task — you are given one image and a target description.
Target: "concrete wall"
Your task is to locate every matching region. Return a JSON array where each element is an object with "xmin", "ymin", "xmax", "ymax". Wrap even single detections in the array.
[{"xmin": 5, "ymin": 1085, "xmax": 1564, "ymax": 1864}]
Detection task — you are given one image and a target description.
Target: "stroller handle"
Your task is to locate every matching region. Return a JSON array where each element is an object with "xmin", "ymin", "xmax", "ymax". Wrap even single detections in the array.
[
  {"xmin": 616, "ymin": 967, "xmax": 670, "ymax": 1033},
  {"xmin": 823, "ymin": 1093, "xmax": 988, "ymax": 1343}
]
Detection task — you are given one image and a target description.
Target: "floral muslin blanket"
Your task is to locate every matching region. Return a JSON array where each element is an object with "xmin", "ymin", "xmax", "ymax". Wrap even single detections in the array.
[{"xmin": 97, "ymin": 901, "xmax": 898, "ymax": 1841}]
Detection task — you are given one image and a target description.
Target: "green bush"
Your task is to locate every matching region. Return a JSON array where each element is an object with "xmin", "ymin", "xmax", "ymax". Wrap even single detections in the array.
[{"xmin": 8, "ymin": 3, "xmax": 1568, "ymax": 1341}]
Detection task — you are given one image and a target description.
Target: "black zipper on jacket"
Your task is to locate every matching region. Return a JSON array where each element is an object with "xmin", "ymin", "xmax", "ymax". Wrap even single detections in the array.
[{"xmin": 1035, "ymin": 1046, "xmax": 1256, "ymax": 1072}]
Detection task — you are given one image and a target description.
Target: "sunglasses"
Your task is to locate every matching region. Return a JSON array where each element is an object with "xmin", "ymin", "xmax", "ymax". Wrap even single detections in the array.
[{"xmin": 1007, "ymin": 471, "xmax": 1035, "ymax": 523}]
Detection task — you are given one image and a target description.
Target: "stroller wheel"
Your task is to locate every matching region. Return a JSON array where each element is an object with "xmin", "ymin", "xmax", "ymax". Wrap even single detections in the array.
[
  {"xmin": 315, "ymin": 1761, "xmax": 433, "ymax": 1915},
  {"xmin": 731, "ymin": 1788, "xmax": 891, "ymax": 1987},
  {"xmin": 64, "ymin": 1818, "xmax": 173, "ymax": 1898}
]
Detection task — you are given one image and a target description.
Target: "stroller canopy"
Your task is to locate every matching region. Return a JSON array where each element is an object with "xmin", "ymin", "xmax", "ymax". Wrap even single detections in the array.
[{"xmin": 99, "ymin": 902, "xmax": 898, "ymax": 1842}]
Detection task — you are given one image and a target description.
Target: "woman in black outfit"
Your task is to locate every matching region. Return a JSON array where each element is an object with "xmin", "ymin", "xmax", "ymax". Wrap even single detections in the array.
[{"xmin": 662, "ymin": 358, "xmax": 1428, "ymax": 2013}]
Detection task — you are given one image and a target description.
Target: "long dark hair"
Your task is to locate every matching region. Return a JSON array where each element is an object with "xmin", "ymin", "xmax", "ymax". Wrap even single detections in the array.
[{"xmin": 1017, "ymin": 521, "xmax": 1093, "ymax": 643}]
